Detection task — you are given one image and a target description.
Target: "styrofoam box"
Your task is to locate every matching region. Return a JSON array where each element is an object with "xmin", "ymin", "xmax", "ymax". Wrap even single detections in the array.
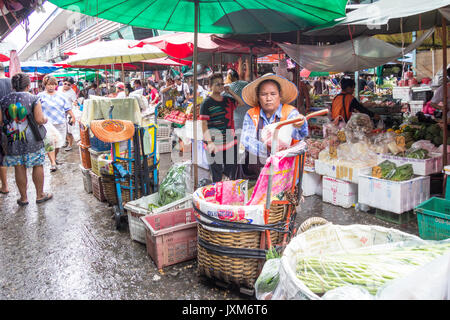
[
  {"xmin": 409, "ymin": 100, "xmax": 424, "ymax": 115},
  {"xmin": 314, "ymin": 159, "xmax": 372, "ymax": 184},
  {"xmin": 302, "ymin": 171, "xmax": 322, "ymax": 197},
  {"xmin": 392, "ymin": 86, "xmax": 411, "ymax": 102},
  {"xmin": 322, "ymin": 176, "xmax": 358, "ymax": 209},
  {"xmin": 124, "ymin": 194, "xmax": 193, "ymax": 244},
  {"xmin": 378, "ymin": 153, "xmax": 443, "ymax": 176},
  {"xmin": 358, "ymin": 175, "xmax": 430, "ymax": 214}
]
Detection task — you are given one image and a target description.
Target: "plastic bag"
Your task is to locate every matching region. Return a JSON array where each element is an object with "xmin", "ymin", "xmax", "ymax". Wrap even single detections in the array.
[
  {"xmin": 255, "ymin": 258, "xmax": 281, "ymax": 300},
  {"xmin": 344, "ymin": 113, "xmax": 374, "ymax": 143},
  {"xmin": 376, "ymin": 251, "xmax": 450, "ymax": 300},
  {"xmin": 261, "ymin": 122, "xmax": 293, "ymax": 151},
  {"xmin": 43, "ymin": 122, "xmax": 63, "ymax": 152},
  {"xmin": 410, "ymin": 140, "xmax": 438, "ymax": 154},
  {"xmin": 322, "ymin": 285, "xmax": 374, "ymax": 300},
  {"xmin": 158, "ymin": 161, "xmax": 191, "ymax": 207}
]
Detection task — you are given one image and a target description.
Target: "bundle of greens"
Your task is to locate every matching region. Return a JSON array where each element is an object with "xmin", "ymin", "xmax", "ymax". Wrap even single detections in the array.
[
  {"xmin": 405, "ymin": 148, "xmax": 429, "ymax": 159},
  {"xmin": 296, "ymin": 242, "xmax": 450, "ymax": 295},
  {"xmin": 378, "ymin": 160, "xmax": 396, "ymax": 179},
  {"xmin": 158, "ymin": 162, "xmax": 190, "ymax": 207},
  {"xmin": 255, "ymin": 248, "xmax": 282, "ymax": 297},
  {"xmin": 390, "ymin": 164, "xmax": 414, "ymax": 181}
]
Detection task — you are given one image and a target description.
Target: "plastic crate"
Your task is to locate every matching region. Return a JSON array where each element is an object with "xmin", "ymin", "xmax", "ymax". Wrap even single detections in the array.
[
  {"xmin": 409, "ymin": 100, "xmax": 424, "ymax": 115},
  {"xmin": 157, "ymin": 138, "xmax": 172, "ymax": 154},
  {"xmin": 124, "ymin": 194, "xmax": 193, "ymax": 244},
  {"xmin": 80, "ymin": 164, "xmax": 92, "ymax": 194},
  {"xmin": 90, "ymin": 171, "xmax": 106, "ymax": 202},
  {"xmin": 89, "ymin": 148, "xmax": 110, "ymax": 176},
  {"xmin": 375, "ymin": 209, "xmax": 415, "ymax": 225},
  {"xmin": 157, "ymin": 119, "xmax": 172, "ymax": 139},
  {"xmin": 415, "ymin": 197, "xmax": 450, "ymax": 240},
  {"xmin": 141, "ymin": 208, "xmax": 197, "ymax": 269},
  {"xmin": 89, "ymin": 135, "xmax": 112, "ymax": 152}
]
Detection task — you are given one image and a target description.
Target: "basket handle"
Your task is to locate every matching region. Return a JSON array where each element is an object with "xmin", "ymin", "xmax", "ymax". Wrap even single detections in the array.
[{"xmin": 299, "ymin": 217, "xmax": 329, "ymax": 233}]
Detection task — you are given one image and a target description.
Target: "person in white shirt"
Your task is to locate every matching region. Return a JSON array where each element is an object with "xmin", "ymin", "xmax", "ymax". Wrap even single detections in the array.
[
  {"xmin": 115, "ymin": 82, "xmax": 127, "ymax": 98},
  {"xmin": 174, "ymin": 75, "xmax": 190, "ymax": 108},
  {"xmin": 60, "ymin": 77, "xmax": 78, "ymax": 152}
]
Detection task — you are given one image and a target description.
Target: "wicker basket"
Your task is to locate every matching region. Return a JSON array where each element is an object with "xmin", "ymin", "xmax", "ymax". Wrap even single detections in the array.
[
  {"xmin": 78, "ymin": 142, "xmax": 91, "ymax": 169},
  {"xmin": 79, "ymin": 123, "xmax": 91, "ymax": 147},
  {"xmin": 100, "ymin": 172, "xmax": 137, "ymax": 206},
  {"xmin": 196, "ymin": 201, "xmax": 292, "ymax": 289},
  {"xmin": 90, "ymin": 171, "xmax": 106, "ymax": 202},
  {"xmin": 89, "ymin": 148, "xmax": 110, "ymax": 176}
]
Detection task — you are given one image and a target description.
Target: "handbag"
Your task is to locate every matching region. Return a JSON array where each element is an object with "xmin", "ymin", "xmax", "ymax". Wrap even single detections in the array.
[{"xmin": 26, "ymin": 112, "xmax": 47, "ymax": 142}]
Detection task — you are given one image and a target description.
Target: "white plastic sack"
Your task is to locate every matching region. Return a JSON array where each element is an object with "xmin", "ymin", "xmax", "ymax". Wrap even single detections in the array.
[
  {"xmin": 255, "ymin": 258, "xmax": 281, "ymax": 300},
  {"xmin": 275, "ymin": 223, "xmax": 432, "ymax": 300},
  {"xmin": 44, "ymin": 122, "xmax": 63, "ymax": 151},
  {"xmin": 376, "ymin": 251, "xmax": 450, "ymax": 300},
  {"xmin": 261, "ymin": 122, "xmax": 293, "ymax": 151},
  {"xmin": 322, "ymin": 285, "xmax": 374, "ymax": 300}
]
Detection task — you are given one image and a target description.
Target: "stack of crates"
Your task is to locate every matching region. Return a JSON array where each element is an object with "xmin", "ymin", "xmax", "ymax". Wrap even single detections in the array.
[{"xmin": 157, "ymin": 119, "xmax": 172, "ymax": 154}]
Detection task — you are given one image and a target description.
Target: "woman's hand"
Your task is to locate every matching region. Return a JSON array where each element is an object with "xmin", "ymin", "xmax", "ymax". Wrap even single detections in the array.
[
  {"xmin": 206, "ymin": 141, "xmax": 217, "ymax": 155},
  {"xmin": 293, "ymin": 115, "xmax": 306, "ymax": 129}
]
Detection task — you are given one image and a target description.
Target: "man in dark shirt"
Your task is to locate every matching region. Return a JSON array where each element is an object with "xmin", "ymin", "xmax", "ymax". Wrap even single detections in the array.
[
  {"xmin": 200, "ymin": 73, "xmax": 245, "ymax": 182},
  {"xmin": 331, "ymin": 78, "xmax": 376, "ymax": 122},
  {"xmin": 0, "ymin": 62, "xmax": 12, "ymax": 194}
]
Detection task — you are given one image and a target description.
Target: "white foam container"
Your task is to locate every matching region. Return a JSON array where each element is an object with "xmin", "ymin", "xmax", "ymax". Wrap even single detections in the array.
[
  {"xmin": 358, "ymin": 174, "xmax": 430, "ymax": 214},
  {"xmin": 302, "ymin": 171, "xmax": 322, "ymax": 197},
  {"xmin": 322, "ymin": 176, "xmax": 357, "ymax": 209},
  {"xmin": 378, "ymin": 153, "xmax": 443, "ymax": 176},
  {"xmin": 314, "ymin": 159, "xmax": 372, "ymax": 184}
]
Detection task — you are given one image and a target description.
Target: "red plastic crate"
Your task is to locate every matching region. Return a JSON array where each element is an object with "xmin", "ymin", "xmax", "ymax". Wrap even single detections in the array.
[{"xmin": 141, "ymin": 208, "xmax": 197, "ymax": 269}]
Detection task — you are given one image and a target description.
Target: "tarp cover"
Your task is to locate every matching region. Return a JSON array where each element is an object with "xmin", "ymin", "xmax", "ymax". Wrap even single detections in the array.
[{"xmin": 278, "ymin": 28, "xmax": 434, "ymax": 73}]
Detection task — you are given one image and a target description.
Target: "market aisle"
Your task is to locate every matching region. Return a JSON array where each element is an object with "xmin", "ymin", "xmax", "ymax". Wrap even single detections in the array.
[{"xmin": 0, "ymin": 146, "xmax": 419, "ymax": 299}]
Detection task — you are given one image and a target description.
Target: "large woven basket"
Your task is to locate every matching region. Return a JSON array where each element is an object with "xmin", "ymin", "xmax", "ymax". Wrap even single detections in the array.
[{"xmin": 196, "ymin": 200, "xmax": 293, "ymax": 289}]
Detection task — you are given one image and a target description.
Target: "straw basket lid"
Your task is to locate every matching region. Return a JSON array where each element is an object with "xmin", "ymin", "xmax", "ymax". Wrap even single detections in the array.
[
  {"xmin": 241, "ymin": 73, "xmax": 298, "ymax": 108},
  {"xmin": 90, "ymin": 119, "xmax": 135, "ymax": 143}
]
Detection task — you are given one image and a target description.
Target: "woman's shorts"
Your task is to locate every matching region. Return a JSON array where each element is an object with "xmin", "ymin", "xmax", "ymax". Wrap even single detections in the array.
[{"xmin": 4, "ymin": 148, "xmax": 46, "ymax": 168}]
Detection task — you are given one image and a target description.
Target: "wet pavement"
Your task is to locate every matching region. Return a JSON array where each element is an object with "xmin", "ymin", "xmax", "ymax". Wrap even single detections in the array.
[{"xmin": 0, "ymin": 145, "xmax": 419, "ymax": 300}]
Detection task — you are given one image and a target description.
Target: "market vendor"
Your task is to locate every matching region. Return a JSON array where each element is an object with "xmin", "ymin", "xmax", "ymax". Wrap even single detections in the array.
[
  {"xmin": 239, "ymin": 74, "xmax": 308, "ymax": 180},
  {"xmin": 430, "ymin": 68, "xmax": 450, "ymax": 121},
  {"xmin": 200, "ymin": 73, "xmax": 245, "ymax": 183},
  {"xmin": 331, "ymin": 78, "xmax": 377, "ymax": 122}
]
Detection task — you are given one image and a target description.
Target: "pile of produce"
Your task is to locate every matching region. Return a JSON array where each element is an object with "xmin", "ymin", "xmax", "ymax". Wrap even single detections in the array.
[
  {"xmin": 296, "ymin": 242, "xmax": 450, "ymax": 295},
  {"xmin": 397, "ymin": 112, "xmax": 447, "ymax": 147},
  {"xmin": 372, "ymin": 160, "xmax": 414, "ymax": 181},
  {"xmin": 305, "ymin": 138, "xmax": 327, "ymax": 168}
]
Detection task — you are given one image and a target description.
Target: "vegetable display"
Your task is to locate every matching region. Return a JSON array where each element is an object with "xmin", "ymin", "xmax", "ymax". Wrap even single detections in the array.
[
  {"xmin": 372, "ymin": 161, "xmax": 414, "ymax": 181},
  {"xmin": 296, "ymin": 242, "xmax": 450, "ymax": 295}
]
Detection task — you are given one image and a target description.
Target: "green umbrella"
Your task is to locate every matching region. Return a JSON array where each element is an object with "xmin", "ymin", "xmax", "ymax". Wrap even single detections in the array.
[
  {"xmin": 49, "ymin": 1, "xmax": 347, "ymax": 34},
  {"xmin": 49, "ymin": 0, "xmax": 347, "ymax": 187}
]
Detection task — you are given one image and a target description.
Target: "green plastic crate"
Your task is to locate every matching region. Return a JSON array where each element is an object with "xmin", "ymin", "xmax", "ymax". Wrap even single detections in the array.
[
  {"xmin": 375, "ymin": 209, "xmax": 415, "ymax": 225},
  {"xmin": 415, "ymin": 197, "xmax": 450, "ymax": 240}
]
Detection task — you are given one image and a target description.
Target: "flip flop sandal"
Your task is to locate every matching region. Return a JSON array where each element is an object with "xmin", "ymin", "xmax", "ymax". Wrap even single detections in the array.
[
  {"xmin": 36, "ymin": 193, "xmax": 53, "ymax": 204},
  {"xmin": 50, "ymin": 165, "xmax": 57, "ymax": 172},
  {"xmin": 0, "ymin": 190, "xmax": 9, "ymax": 194},
  {"xmin": 17, "ymin": 199, "xmax": 29, "ymax": 206}
]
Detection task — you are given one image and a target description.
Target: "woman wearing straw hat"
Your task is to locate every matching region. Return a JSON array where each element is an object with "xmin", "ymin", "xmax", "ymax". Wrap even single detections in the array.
[{"xmin": 239, "ymin": 74, "xmax": 309, "ymax": 179}]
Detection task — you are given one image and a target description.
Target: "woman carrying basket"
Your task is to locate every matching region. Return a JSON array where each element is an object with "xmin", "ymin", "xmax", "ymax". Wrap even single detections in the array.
[{"xmin": 239, "ymin": 74, "xmax": 309, "ymax": 180}]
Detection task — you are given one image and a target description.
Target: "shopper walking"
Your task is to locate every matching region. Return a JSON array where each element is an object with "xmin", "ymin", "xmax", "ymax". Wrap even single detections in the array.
[
  {"xmin": 0, "ymin": 73, "xmax": 52, "ymax": 206},
  {"xmin": 59, "ymin": 77, "xmax": 78, "ymax": 152},
  {"xmin": 38, "ymin": 75, "xmax": 75, "ymax": 172},
  {"xmin": 0, "ymin": 62, "xmax": 12, "ymax": 194}
]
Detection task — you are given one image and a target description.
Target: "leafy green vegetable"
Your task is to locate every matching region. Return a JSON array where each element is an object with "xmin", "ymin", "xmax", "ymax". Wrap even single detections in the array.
[
  {"xmin": 390, "ymin": 164, "xmax": 414, "ymax": 181},
  {"xmin": 378, "ymin": 160, "xmax": 396, "ymax": 179},
  {"xmin": 405, "ymin": 148, "xmax": 429, "ymax": 159},
  {"xmin": 158, "ymin": 163, "xmax": 189, "ymax": 207}
]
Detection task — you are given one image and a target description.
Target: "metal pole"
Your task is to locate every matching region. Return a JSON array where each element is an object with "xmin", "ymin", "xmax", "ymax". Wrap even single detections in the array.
[
  {"xmin": 193, "ymin": 0, "xmax": 199, "ymax": 189},
  {"xmin": 442, "ymin": 17, "xmax": 448, "ymax": 168},
  {"xmin": 295, "ymin": 30, "xmax": 300, "ymax": 109},
  {"xmin": 412, "ymin": 31, "xmax": 417, "ymax": 76},
  {"xmin": 355, "ymin": 71, "xmax": 360, "ymax": 100}
]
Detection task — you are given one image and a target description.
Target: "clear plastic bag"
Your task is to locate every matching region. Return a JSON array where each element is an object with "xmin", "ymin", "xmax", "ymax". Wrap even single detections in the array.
[
  {"xmin": 158, "ymin": 161, "xmax": 192, "ymax": 207},
  {"xmin": 255, "ymin": 258, "xmax": 281, "ymax": 300},
  {"xmin": 43, "ymin": 122, "xmax": 63, "ymax": 152},
  {"xmin": 344, "ymin": 113, "xmax": 374, "ymax": 143},
  {"xmin": 410, "ymin": 140, "xmax": 438, "ymax": 154},
  {"xmin": 261, "ymin": 122, "xmax": 293, "ymax": 151}
]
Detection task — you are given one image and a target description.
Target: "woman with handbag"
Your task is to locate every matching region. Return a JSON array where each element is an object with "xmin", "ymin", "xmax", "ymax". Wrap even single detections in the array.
[{"xmin": 0, "ymin": 72, "xmax": 53, "ymax": 206}]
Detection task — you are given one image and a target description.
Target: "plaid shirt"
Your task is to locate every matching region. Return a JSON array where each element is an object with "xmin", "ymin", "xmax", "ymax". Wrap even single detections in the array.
[
  {"xmin": 38, "ymin": 91, "xmax": 71, "ymax": 125},
  {"xmin": 241, "ymin": 104, "xmax": 308, "ymax": 157}
]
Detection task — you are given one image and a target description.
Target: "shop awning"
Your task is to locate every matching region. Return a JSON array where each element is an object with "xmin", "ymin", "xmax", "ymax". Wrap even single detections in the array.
[
  {"xmin": 306, "ymin": 0, "xmax": 449, "ymax": 38},
  {"xmin": 278, "ymin": 28, "xmax": 435, "ymax": 73}
]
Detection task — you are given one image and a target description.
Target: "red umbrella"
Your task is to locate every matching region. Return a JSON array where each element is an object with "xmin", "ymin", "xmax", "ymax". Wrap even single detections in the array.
[
  {"xmin": 0, "ymin": 53, "xmax": 9, "ymax": 62},
  {"xmin": 142, "ymin": 57, "xmax": 192, "ymax": 67},
  {"xmin": 300, "ymin": 68, "xmax": 312, "ymax": 78}
]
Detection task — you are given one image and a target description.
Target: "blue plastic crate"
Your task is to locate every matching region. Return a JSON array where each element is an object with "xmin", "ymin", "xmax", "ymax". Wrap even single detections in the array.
[{"xmin": 90, "ymin": 135, "xmax": 111, "ymax": 152}]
